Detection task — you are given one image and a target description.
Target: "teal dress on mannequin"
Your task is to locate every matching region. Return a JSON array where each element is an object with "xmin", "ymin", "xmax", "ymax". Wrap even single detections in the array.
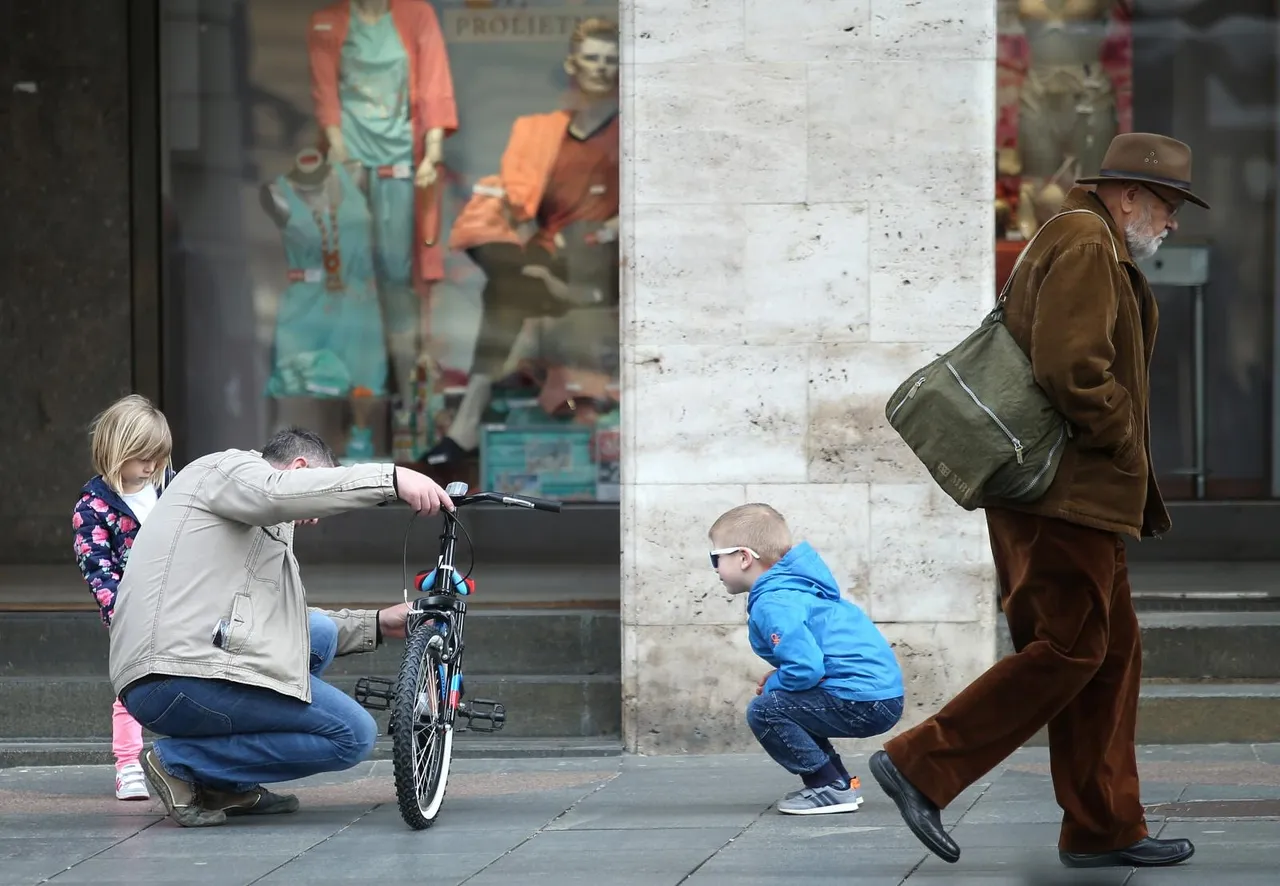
[
  {"xmin": 265, "ymin": 163, "xmax": 388, "ymax": 400},
  {"xmin": 339, "ymin": 8, "xmax": 417, "ymax": 345}
]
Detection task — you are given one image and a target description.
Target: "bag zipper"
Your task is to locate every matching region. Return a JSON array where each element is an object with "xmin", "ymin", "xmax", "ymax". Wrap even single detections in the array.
[
  {"xmin": 944, "ymin": 361, "xmax": 1024, "ymax": 464},
  {"xmin": 1012, "ymin": 422, "xmax": 1067, "ymax": 498},
  {"xmin": 889, "ymin": 377, "xmax": 926, "ymax": 421}
]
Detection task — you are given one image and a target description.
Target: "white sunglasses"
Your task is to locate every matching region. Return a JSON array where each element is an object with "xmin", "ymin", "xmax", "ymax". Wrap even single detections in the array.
[{"xmin": 709, "ymin": 546, "xmax": 760, "ymax": 569}]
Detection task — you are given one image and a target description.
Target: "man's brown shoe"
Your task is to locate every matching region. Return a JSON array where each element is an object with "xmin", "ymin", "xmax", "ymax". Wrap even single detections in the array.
[
  {"xmin": 201, "ymin": 785, "xmax": 300, "ymax": 816},
  {"xmin": 140, "ymin": 749, "xmax": 227, "ymax": 828}
]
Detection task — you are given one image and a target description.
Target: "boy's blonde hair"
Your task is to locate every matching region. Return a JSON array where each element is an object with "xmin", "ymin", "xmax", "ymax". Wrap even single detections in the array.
[
  {"xmin": 709, "ymin": 503, "xmax": 793, "ymax": 563},
  {"xmin": 90, "ymin": 394, "xmax": 173, "ymax": 492}
]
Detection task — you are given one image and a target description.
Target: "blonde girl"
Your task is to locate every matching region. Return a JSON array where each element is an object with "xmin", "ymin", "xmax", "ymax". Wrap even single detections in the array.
[{"xmin": 72, "ymin": 394, "xmax": 174, "ymax": 800}]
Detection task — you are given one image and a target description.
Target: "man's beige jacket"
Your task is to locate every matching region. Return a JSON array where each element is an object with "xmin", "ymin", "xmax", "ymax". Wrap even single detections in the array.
[{"xmin": 109, "ymin": 449, "xmax": 399, "ymax": 702}]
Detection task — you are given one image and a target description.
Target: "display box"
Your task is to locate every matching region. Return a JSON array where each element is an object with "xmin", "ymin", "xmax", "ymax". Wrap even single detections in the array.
[
  {"xmin": 484, "ymin": 395, "xmax": 552, "ymax": 428},
  {"xmin": 592, "ymin": 411, "xmax": 620, "ymax": 502},
  {"xmin": 480, "ymin": 423, "xmax": 598, "ymax": 500},
  {"xmin": 480, "ymin": 405, "xmax": 621, "ymax": 502}
]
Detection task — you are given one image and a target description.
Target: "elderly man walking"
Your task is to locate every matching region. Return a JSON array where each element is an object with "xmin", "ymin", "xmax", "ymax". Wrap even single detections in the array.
[{"xmin": 870, "ymin": 133, "xmax": 1208, "ymax": 869}]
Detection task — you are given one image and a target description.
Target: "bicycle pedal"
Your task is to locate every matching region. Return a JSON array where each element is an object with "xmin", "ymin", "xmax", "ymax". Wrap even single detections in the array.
[
  {"xmin": 353, "ymin": 676, "xmax": 395, "ymax": 711},
  {"xmin": 458, "ymin": 698, "xmax": 506, "ymax": 733}
]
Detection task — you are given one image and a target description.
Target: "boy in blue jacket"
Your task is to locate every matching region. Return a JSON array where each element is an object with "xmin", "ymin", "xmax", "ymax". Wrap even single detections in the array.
[{"xmin": 709, "ymin": 503, "xmax": 905, "ymax": 815}]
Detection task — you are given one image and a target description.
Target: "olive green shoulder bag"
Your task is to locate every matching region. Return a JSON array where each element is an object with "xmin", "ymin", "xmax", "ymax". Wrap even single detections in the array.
[{"xmin": 883, "ymin": 209, "xmax": 1119, "ymax": 510}]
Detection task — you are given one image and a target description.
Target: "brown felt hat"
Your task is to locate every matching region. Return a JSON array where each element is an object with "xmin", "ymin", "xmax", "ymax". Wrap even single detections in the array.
[{"xmin": 1076, "ymin": 133, "xmax": 1210, "ymax": 209}]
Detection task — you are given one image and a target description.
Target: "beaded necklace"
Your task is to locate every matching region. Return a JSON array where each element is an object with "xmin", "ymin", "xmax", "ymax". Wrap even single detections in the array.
[{"xmin": 311, "ymin": 200, "xmax": 344, "ymax": 292}]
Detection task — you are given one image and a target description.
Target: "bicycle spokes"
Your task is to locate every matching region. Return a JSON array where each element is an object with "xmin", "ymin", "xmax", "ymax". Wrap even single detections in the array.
[
  {"xmin": 413, "ymin": 725, "xmax": 444, "ymax": 799},
  {"xmin": 412, "ymin": 648, "xmax": 445, "ymax": 801}
]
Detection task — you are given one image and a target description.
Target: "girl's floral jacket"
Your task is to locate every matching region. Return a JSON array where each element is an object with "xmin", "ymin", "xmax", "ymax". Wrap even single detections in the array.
[{"xmin": 72, "ymin": 471, "xmax": 173, "ymax": 625}]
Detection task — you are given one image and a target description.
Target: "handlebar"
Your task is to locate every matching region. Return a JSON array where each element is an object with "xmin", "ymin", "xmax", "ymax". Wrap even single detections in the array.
[{"xmin": 446, "ymin": 489, "xmax": 562, "ymax": 514}]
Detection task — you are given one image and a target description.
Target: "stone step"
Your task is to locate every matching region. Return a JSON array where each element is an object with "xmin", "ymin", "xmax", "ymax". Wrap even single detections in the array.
[
  {"xmin": 0, "ymin": 563, "xmax": 621, "ymax": 612},
  {"xmin": 0, "ymin": 609, "xmax": 623, "ymax": 743},
  {"xmin": 1132, "ymin": 591, "xmax": 1280, "ymax": 613},
  {"xmin": 0, "ymin": 610, "xmax": 619, "ymax": 678},
  {"xmin": 1023, "ymin": 680, "xmax": 1280, "ymax": 746},
  {"xmin": 1128, "ymin": 561, "xmax": 1280, "ymax": 611},
  {"xmin": 0, "ymin": 674, "xmax": 621, "ymax": 741},
  {"xmin": 996, "ymin": 611, "xmax": 1280, "ymax": 680},
  {"xmin": 1134, "ymin": 612, "xmax": 1280, "ymax": 679},
  {"xmin": 0, "ymin": 737, "xmax": 624, "ymax": 769}
]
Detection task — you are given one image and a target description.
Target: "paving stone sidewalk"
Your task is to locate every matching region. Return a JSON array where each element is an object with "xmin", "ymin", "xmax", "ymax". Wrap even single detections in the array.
[{"xmin": 3, "ymin": 743, "xmax": 1280, "ymax": 885}]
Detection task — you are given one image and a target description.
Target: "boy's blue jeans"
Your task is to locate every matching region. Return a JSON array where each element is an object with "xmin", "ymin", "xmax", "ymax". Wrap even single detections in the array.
[
  {"xmin": 120, "ymin": 610, "xmax": 377, "ymax": 792},
  {"xmin": 747, "ymin": 688, "xmax": 904, "ymax": 783}
]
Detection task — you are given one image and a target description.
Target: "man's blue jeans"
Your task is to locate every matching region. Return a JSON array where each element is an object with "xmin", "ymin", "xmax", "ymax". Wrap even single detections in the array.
[
  {"xmin": 747, "ymin": 689, "xmax": 905, "ymax": 778},
  {"xmin": 120, "ymin": 611, "xmax": 378, "ymax": 792}
]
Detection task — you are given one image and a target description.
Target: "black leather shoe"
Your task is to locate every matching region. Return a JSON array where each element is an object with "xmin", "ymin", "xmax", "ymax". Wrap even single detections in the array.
[
  {"xmin": 869, "ymin": 751, "xmax": 960, "ymax": 864},
  {"xmin": 417, "ymin": 437, "xmax": 477, "ymax": 469},
  {"xmin": 1059, "ymin": 836, "xmax": 1195, "ymax": 868}
]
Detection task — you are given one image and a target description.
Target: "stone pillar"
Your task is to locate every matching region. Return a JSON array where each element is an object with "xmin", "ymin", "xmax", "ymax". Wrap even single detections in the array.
[{"xmin": 620, "ymin": 1, "xmax": 999, "ymax": 753}]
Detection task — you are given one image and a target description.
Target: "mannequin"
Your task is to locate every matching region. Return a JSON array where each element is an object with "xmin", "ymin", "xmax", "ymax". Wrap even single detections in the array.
[
  {"xmin": 421, "ymin": 17, "xmax": 621, "ymax": 469},
  {"xmin": 308, "ymin": 0, "xmax": 458, "ymax": 399},
  {"xmin": 1011, "ymin": 0, "xmax": 1124, "ymax": 238},
  {"xmin": 260, "ymin": 147, "xmax": 388, "ymax": 458}
]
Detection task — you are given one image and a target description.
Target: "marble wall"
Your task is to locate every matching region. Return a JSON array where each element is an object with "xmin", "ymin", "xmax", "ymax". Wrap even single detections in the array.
[{"xmin": 619, "ymin": 0, "xmax": 999, "ymax": 753}]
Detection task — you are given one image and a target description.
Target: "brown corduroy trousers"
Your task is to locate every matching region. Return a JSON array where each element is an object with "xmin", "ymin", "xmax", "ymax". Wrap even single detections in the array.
[{"xmin": 884, "ymin": 508, "xmax": 1148, "ymax": 853}]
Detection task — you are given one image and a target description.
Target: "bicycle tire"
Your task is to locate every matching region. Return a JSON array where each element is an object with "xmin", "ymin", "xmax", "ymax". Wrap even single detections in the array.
[{"xmin": 392, "ymin": 623, "xmax": 455, "ymax": 830}]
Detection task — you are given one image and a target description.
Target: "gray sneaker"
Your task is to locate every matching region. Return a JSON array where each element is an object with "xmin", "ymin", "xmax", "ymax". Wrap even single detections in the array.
[
  {"xmin": 777, "ymin": 779, "xmax": 864, "ymax": 815},
  {"xmin": 201, "ymin": 785, "xmax": 300, "ymax": 816},
  {"xmin": 140, "ymin": 749, "xmax": 227, "ymax": 828}
]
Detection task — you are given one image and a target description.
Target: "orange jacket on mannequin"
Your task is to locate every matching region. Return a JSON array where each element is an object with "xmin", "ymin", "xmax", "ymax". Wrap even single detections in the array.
[
  {"xmin": 308, "ymin": 0, "xmax": 458, "ymax": 283},
  {"xmin": 449, "ymin": 110, "xmax": 578, "ymax": 253}
]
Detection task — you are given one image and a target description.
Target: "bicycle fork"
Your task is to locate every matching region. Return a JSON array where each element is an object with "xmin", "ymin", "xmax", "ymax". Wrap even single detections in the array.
[
  {"xmin": 355, "ymin": 621, "xmax": 505, "ymax": 735},
  {"xmin": 435, "ymin": 631, "xmax": 505, "ymax": 735}
]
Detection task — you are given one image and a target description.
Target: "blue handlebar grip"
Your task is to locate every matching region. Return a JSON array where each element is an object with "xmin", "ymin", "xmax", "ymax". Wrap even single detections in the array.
[{"xmin": 416, "ymin": 568, "xmax": 470, "ymax": 596}]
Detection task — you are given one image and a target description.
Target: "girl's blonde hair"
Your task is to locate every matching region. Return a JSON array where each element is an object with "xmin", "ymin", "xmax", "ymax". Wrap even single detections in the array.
[{"xmin": 90, "ymin": 394, "xmax": 173, "ymax": 492}]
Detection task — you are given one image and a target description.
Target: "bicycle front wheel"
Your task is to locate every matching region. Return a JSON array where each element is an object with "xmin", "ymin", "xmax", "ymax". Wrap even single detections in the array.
[{"xmin": 391, "ymin": 623, "xmax": 455, "ymax": 830}]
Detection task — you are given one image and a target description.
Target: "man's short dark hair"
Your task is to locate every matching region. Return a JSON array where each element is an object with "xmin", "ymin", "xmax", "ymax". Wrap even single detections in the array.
[{"xmin": 262, "ymin": 427, "xmax": 338, "ymax": 468}]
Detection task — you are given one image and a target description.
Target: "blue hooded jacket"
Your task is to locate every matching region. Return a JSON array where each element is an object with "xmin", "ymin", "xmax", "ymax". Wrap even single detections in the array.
[{"xmin": 748, "ymin": 542, "xmax": 904, "ymax": 701}]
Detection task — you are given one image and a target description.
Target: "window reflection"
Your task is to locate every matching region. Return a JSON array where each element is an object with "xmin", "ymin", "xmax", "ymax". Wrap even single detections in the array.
[
  {"xmin": 161, "ymin": 0, "xmax": 620, "ymax": 502},
  {"xmin": 995, "ymin": 0, "xmax": 1279, "ymax": 499}
]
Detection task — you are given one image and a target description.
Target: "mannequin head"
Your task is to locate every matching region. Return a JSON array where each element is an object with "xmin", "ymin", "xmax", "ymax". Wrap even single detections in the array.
[
  {"xmin": 291, "ymin": 147, "xmax": 330, "ymax": 185},
  {"xmin": 296, "ymin": 148, "xmax": 324, "ymax": 174},
  {"xmin": 565, "ymin": 18, "xmax": 619, "ymax": 98}
]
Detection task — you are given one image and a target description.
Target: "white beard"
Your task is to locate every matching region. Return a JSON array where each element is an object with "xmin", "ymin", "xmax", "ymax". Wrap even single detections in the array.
[
  {"xmin": 1126, "ymin": 231, "xmax": 1166, "ymax": 261},
  {"xmin": 1125, "ymin": 204, "xmax": 1167, "ymax": 261}
]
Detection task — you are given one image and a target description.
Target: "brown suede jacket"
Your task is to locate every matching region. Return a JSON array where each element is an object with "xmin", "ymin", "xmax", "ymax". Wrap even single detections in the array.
[{"xmin": 986, "ymin": 188, "xmax": 1170, "ymax": 539}]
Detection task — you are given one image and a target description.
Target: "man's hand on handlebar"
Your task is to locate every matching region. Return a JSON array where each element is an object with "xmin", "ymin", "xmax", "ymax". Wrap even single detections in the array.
[{"xmin": 394, "ymin": 467, "xmax": 456, "ymax": 515}]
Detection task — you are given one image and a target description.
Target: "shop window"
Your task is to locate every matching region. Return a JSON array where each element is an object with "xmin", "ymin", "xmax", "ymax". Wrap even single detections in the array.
[
  {"xmin": 160, "ymin": 0, "xmax": 620, "ymax": 503},
  {"xmin": 994, "ymin": 0, "xmax": 1280, "ymax": 500}
]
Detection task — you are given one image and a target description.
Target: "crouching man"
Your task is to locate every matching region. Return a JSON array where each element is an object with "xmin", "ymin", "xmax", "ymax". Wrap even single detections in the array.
[{"xmin": 111, "ymin": 427, "xmax": 454, "ymax": 827}]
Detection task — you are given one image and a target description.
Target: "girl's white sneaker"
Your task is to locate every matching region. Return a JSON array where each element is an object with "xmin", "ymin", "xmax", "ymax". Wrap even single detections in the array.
[{"xmin": 115, "ymin": 762, "xmax": 151, "ymax": 800}]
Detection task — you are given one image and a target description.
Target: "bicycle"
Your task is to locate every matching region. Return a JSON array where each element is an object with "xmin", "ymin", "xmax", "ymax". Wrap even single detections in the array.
[{"xmin": 352, "ymin": 481, "xmax": 561, "ymax": 830}]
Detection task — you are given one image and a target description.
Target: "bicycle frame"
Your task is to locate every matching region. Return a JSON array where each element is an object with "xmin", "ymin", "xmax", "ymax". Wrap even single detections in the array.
[
  {"xmin": 408, "ymin": 508, "xmax": 469, "ymax": 727},
  {"xmin": 356, "ymin": 486, "xmax": 560, "ymax": 730}
]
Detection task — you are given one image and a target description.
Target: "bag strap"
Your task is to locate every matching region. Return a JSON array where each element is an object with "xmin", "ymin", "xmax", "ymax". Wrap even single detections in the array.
[{"xmin": 997, "ymin": 209, "xmax": 1121, "ymax": 306}]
